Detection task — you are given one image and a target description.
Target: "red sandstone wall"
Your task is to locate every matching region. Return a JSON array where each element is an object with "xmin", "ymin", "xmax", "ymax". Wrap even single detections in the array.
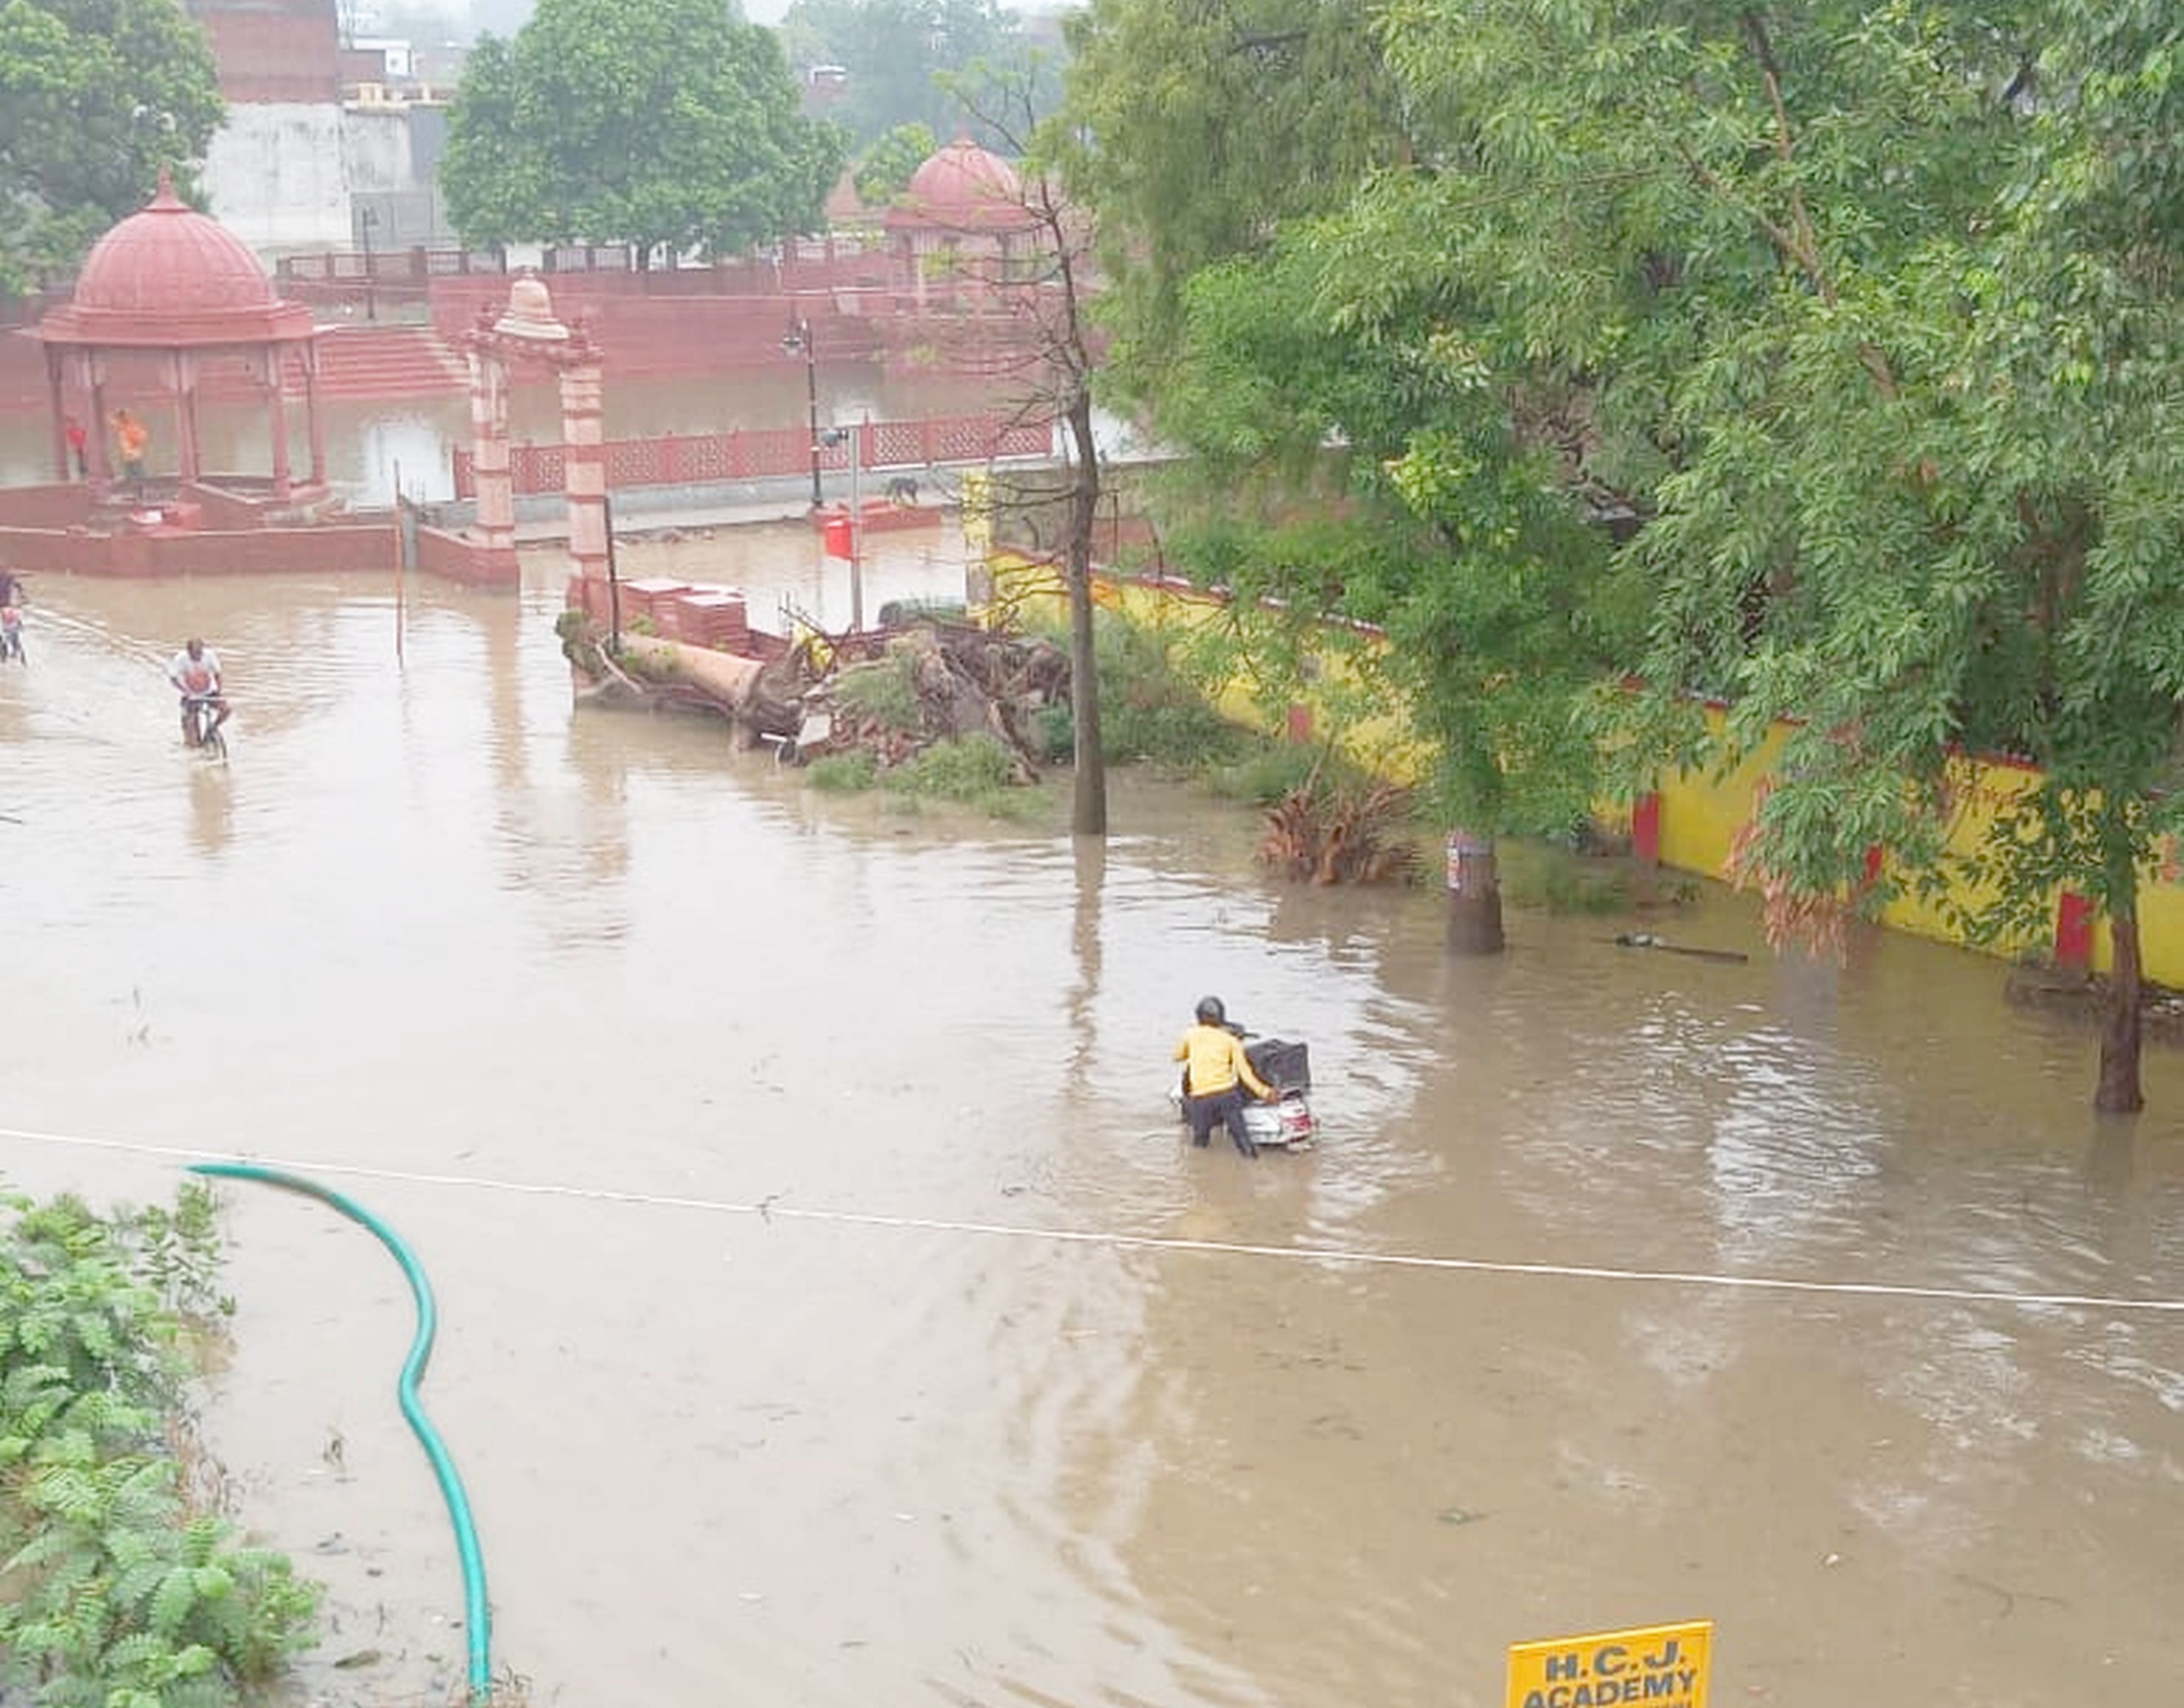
[
  {"xmin": 416, "ymin": 524, "xmax": 516, "ymax": 587},
  {"xmin": 0, "ymin": 483, "xmax": 92, "ymax": 529},
  {"xmin": 0, "ymin": 521, "xmax": 393, "ymax": 578},
  {"xmin": 427, "ymin": 283, "xmax": 889, "ymax": 379},
  {"xmin": 189, "ymin": 0, "xmax": 339, "ymax": 104}
]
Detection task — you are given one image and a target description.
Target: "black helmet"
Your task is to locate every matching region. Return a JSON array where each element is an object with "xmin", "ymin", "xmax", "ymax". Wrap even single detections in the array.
[{"xmin": 1195, "ymin": 995, "xmax": 1225, "ymax": 1025}]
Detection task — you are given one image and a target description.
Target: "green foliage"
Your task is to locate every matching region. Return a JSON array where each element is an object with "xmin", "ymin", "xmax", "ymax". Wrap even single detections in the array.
[
  {"xmin": 778, "ymin": 0, "xmax": 1039, "ymax": 149},
  {"xmin": 853, "ymin": 123, "xmax": 938, "ymax": 206},
  {"xmin": 1206, "ymin": 743, "xmax": 1328, "ymax": 808},
  {"xmin": 0, "ymin": 0, "xmax": 224, "ymax": 293},
  {"xmin": 1058, "ymin": 0, "xmax": 1412, "ymax": 408},
  {"xmin": 831, "ymin": 649, "xmax": 924, "ymax": 733},
  {"xmin": 805, "ymin": 749, "xmax": 879, "ymax": 791},
  {"xmin": 0, "ymin": 1185, "xmax": 320, "ymax": 1708},
  {"xmin": 443, "ymin": 0, "xmax": 843, "ymax": 257},
  {"xmin": 1086, "ymin": 615, "xmax": 1249, "ymax": 769},
  {"xmin": 1069, "ymin": 0, "xmax": 2184, "ymax": 1081},
  {"xmin": 1497, "ymin": 841, "xmax": 1633, "ymax": 917},
  {"xmin": 879, "ymin": 733, "xmax": 1044, "ymax": 819}
]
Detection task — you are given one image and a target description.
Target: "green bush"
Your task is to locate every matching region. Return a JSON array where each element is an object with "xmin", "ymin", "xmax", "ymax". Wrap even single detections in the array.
[
  {"xmin": 1021, "ymin": 614, "xmax": 1251, "ymax": 769},
  {"xmin": 883, "ymin": 733, "xmax": 1017, "ymax": 800},
  {"xmin": 1203, "ymin": 744, "xmax": 1324, "ymax": 806},
  {"xmin": 1498, "ymin": 840, "xmax": 1634, "ymax": 914},
  {"xmin": 1094, "ymin": 620, "xmax": 1248, "ymax": 768},
  {"xmin": 0, "ymin": 1185, "xmax": 321, "ymax": 1708},
  {"xmin": 869, "ymin": 736, "xmax": 1042, "ymax": 821},
  {"xmin": 805, "ymin": 750, "xmax": 880, "ymax": 791},
  {"xmin": 831, "ymin": 650, "xmax": 924, "ymax": 734},
  {"xmin": 1032, "ymin": 703, "xmax": 1074, "ymax": 765}
]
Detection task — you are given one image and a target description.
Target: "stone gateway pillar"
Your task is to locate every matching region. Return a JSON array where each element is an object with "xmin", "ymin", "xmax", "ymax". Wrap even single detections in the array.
[
  {"xmin": 559, "ymin": 358, "xmax": 608, "ymax": 589},
  {"xmin": 456, "ymin": 274, "xmax": 602, "ymax": 589}
]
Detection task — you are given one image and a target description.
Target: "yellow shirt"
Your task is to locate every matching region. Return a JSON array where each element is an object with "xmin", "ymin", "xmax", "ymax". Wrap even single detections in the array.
[{"xmin": 1174, "ymin": 1024, "xmax": 1272, "ymax": 1099}]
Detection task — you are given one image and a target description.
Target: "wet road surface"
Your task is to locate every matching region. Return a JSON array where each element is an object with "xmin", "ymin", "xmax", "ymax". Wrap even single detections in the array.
[{"xmin": 2, "ymin": 557, "xmax": 2181, "ymax": 1707}]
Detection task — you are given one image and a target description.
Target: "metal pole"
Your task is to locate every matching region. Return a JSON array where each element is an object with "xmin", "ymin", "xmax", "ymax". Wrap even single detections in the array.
[
  {"xmin": 361, "ymin": 206, "xmax": 377, "ymax": 323},
  {"xmin": 801, "ymin": 318, "xmax": 822, "ymax": 510},
  {"xmin": 849, "ymin": 420, "xmax": 863, "ymax": 634},
  {"xmin": 604, "ymin": 490, "xmax": 622, "ymax": 651},
  {"xmin": 392, "ymin": 457, "xmax": 405, "ymax": 668}
]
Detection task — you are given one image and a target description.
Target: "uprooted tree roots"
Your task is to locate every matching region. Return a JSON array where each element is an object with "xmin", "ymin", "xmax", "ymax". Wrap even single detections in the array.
[
  {"xmin": 1259, "ymin": 774, "xmax": 1421, "ymax": 884},
  {"xmin": 769, "ymin": 624, "xmax": 1071, "ymax": 779}
]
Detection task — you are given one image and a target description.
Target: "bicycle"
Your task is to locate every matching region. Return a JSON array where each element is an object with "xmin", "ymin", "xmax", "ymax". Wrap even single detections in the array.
[
  {"xmin": 181, "ymin": 692, "xmax": 228, "ymax": 760},
  {"xmin": 0, "ymin": 607, "xmax": 22, "ymax": 665}
]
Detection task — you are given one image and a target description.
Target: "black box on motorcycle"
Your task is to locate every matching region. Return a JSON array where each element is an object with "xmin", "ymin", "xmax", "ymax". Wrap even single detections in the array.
[{"xmin": 1246, "ymin": 1039, "xmax": 1311, "ymax": 1093}]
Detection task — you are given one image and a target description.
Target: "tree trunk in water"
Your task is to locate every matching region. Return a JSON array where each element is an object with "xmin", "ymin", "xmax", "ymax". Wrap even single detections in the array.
[
  {"xmin": 1064, "ymin": 390, "xmax": 1106, "ymax": 837},
  {"xmin": 2096, "ymin": 901, "xmax": 2144, "ymax": 1113},
  {"xmin": 1444, "ymin": 829, "xmax": 1505, "ymax": 955}
]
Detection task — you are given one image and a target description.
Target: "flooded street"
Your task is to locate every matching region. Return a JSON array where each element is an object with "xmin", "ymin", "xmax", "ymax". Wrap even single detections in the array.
[{"xmin": 3, "ymin": 555, "xmax": 2182, "ymax": 1708}]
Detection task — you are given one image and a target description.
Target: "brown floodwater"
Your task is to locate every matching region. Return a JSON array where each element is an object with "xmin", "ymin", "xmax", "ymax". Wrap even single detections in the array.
[{"xmin": 3, "ymin": 553, "xmax": 2181, "ymax": 1708}]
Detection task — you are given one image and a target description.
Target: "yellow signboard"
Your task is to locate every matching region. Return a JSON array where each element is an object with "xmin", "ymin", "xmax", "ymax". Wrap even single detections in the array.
[{"xmin": 1506, "ymin": 1620, "xmax": 1712, "ymax": 1708}]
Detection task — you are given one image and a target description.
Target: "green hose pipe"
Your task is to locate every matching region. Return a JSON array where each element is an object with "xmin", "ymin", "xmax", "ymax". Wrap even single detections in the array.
[{"xmin": 190, "ymin": 1161, "xmax": 494, "ymax": 1704}]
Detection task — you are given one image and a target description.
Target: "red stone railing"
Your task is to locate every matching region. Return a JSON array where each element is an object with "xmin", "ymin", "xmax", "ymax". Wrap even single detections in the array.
[{"xmin": 451, "ymin": 414, "xmax": 1052, "ymax": 499}]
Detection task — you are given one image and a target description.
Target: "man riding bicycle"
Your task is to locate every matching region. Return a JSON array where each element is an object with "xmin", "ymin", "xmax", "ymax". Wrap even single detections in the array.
[{"xmin": 166, "ymin": 637, "xmax": 230, "ymax": 746}]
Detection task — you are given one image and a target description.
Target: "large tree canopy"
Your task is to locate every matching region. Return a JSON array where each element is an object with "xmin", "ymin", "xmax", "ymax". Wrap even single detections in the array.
[
  {"xmin": 777, "ymin": 0, "xmax": 1046, "ymax": 151},
  {"xmin": 442, "ymin": 0, "xmax": 842, "ymax": 261},
  {"xmin": 0, "ymin": 0, "xmax": 223, "ymax": 293},
  {"xmin": 1066, "ymin": 0, "xmax": 2184, "ymax": 1107},
  {"xmin": 1059, "ymin": 0, "xmax": 1410, "ymax": 411}
]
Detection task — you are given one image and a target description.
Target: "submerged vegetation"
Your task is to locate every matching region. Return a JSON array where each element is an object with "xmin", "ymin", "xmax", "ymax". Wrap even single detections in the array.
[{"xmin": 0, "ymin": 1181, "xmax": 321, "ymax": 1708}]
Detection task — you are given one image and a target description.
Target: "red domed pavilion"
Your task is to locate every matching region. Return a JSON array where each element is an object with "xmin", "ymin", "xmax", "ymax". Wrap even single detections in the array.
[
  {"xmin": 36, "ymin": 173, "xmax": 328, "ymax": 502},
  {"xmin": 884, "ymin": 136, "xmax": 1036, "ymax": 308}
]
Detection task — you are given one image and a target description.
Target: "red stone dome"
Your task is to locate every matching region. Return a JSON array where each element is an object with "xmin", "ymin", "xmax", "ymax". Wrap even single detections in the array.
[
  {"xmin": 890, "ymin": 137, "xmax": 1026, "ymax": 232},
  {"xmin": 39, "ymin": 176, "xmax": 314, "ymax": 348}
]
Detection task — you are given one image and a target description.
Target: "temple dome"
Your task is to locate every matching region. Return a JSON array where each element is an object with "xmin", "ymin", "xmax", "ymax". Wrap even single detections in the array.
[
  {"xmin": 40, "ymin": 175, "xmax": 313, "ymax": 347},
  {"xmin": 889, "ymin": 137, "xmax": 1026, "ymax": 232}
]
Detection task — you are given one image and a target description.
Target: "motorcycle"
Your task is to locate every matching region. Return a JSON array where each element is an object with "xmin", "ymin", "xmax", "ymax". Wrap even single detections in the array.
[{"xmin": 1169, "ymin": 1027, "xmax": 1317, "ymax": 1150}]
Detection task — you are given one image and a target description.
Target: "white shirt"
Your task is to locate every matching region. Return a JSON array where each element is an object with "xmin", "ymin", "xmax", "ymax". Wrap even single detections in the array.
[{"xmin": 169, "ymin": 647, "xmax": 221, "ymax": 695}]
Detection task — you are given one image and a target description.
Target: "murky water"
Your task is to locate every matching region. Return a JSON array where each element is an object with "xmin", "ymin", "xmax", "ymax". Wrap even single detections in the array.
[
  {"xmin": 0, "ymin": 367, "xmax": 1072, "ymax": 506},
  {"xmin": 4, "ymin": 558, "xmax": 2182, "ymax": 1708}
]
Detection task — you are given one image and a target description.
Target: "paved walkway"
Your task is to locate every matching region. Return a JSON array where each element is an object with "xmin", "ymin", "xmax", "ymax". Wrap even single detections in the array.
[
  {"xmin": 511, "ymin": 497, "xmax": 812, "ymax": 544},
  {"xmin": 510, "ymin": 492, "xmax": 956, "ymax": 545}
]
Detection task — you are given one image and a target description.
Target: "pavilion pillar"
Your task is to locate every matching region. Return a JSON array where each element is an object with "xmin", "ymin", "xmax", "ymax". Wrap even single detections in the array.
[
  {"xmin": 173, "ymin": 352, "xmax": 203, "ymax": 485},
  {"xmin": 302, "ymin": 340, "xmax": 327, "ymax": 489},
  {"xmin": 45, "ymin": 347, "xmax": 67, "ymax": 482},
  {"xmin": 266, "ymin": 342, "xmax": 293, "ymax": 499},
  {"xmin": 87, "ymin": 357, "xmax": 112, "ymax": 495},
  {"xmin": 468, "ymin": 348, "xmax": 515, "ymax": 557},
  {"xmin": 559, "ymin": 355, "xmax": 608, "ymax": 590}
]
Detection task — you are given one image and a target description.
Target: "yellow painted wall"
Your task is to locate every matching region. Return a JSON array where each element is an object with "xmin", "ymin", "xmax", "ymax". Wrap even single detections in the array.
[{"xmin": 961, "ymin": 479, "xmax": 2184, "ymax": 985}]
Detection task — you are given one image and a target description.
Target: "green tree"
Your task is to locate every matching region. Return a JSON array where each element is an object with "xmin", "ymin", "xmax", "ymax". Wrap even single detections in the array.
[
  {"xmin": 1621, "ymin": 4, "xmax": 2184, "ymax": 1112},
  {"xmin": 0, "ymin": 0, "xmax": 223, "ymax": 294},
  {"xmin": 1359, "ymin": 0, "xmax": 2179, "ymax": 1107},
  {"xmin": 950, "ymin": 64, "xmax": 1110, "ymax": 835},
  {"xmin": 779, "ymin": 0, "xmax": 1030, "ymax": 149},
  {"xmin": 1059, "ymin": 0, "xmax": 1411, "ymax": 412},
  {"xmin": 852, "ymin": 121, "xmax": 936, "ymax": 206},
  {"xmin": 442, "ymin": 0, "xmax": 843, "ymax": 262}
]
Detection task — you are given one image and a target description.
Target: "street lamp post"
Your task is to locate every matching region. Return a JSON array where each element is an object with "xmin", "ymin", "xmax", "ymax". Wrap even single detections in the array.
[
  {"xmin": 359, "ymin": 204, "xmax": 379, "ymax": 323},
  {"xmin": 781, "ymin": 317, "xmax": 822, "ymax": 509},
  {"xmin": 820, "ymin": 425, "xmax": 862, "ymax": 634}
]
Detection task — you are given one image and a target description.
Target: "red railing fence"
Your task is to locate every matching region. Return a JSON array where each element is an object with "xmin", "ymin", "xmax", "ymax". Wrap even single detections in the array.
[{"xmin": 453, "ymin": 413, "xmax": 1051, "ymax": 499}]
